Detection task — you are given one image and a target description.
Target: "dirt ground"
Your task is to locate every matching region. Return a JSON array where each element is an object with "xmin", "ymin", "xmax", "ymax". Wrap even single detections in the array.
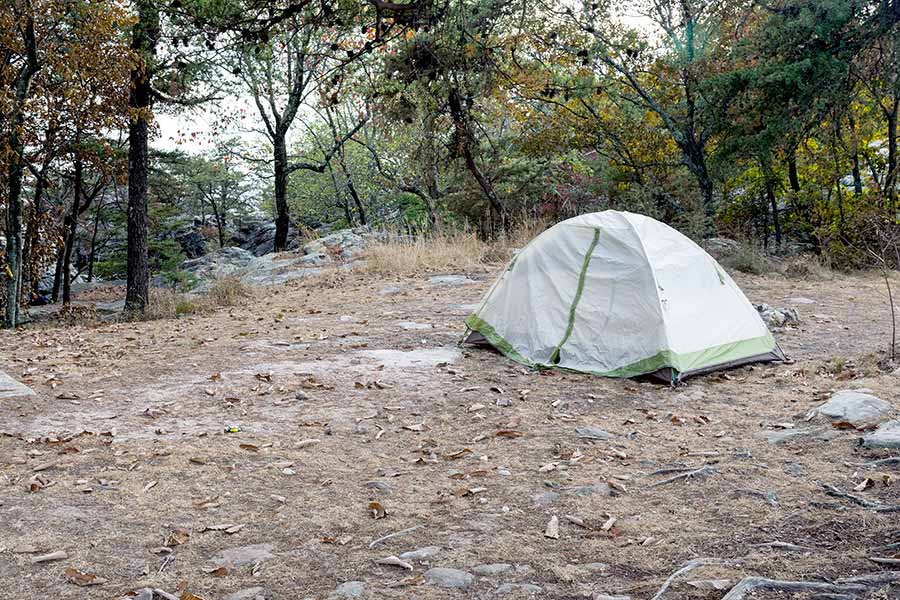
[{"xmin": 0, "ymin": 265, "xmax": 899, "ymax": 600}]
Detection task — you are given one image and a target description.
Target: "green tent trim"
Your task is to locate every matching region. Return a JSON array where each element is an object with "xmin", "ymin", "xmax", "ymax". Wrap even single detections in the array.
[
  {"xmin": 549, "ymin": 227, "xmax": 600, "ymax": 364},
  {"xmin": 464, "ymin": 313, "xmax": 776, "ymax": 379}
]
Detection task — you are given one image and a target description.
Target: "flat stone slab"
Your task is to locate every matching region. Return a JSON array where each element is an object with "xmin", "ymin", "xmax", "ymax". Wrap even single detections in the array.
[
  {"xmin": 424, "ymin": 567, "xmax": 475, "ymax": 589},
  {"xmin": 809, "ymin": 390, "xmax": 892, "ymax": 429},
  {"xmin": 0, "ymin": 371, "xmax": 35, "ymax": 398},
  {"xmin": 862, "ymin": 420, "xmax": 900, "ymax": 449}
]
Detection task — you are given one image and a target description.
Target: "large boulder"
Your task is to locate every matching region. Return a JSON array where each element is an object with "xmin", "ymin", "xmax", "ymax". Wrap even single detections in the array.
[
  {"xmin": 808, "ymin": 389, "xmax": 892, "ymax": 430},
  {"xmin": 303, "ymin": 229, "xmax": 367, "ymax": 262},
  {"xmin": 182, "ymin": 247, "xmax": 255, "ymax": 280},
  {"xmin": 234, "ymin": 219, "xmax": 301, "ymax": 256}
]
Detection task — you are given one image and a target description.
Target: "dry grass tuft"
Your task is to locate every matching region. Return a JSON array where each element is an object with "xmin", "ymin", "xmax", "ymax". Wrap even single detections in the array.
[
  {"xmin": 363, "ymin": 231, "xmax": 491, "ymax": 274},
  {"xmin": 205, "ymin": 276, "xmax": 253, "ymax": 307},
  {"xmin": 135, "ymin": 278, "xmax": 254, "ymax": 321},
  {"xmin": 363, "ymin": 223, "xmax": 548, "ymax": 275}
]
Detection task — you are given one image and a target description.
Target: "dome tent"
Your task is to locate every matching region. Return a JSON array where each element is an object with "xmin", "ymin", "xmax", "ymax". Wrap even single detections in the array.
[{"xmin": 463, "ymin": 211, "xmax": 783, "ymax": 382}]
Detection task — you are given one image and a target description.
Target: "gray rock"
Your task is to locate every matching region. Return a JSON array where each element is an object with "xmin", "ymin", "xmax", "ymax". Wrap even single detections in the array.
[
  {"xmin": 756, "ymin": 427, "xmax": 841, "ymax": 445},
  {"xmin": 429, "ymin": 275, "xmax": 477, "ymax": 286},
  {"xmin": 473, "ymin": 563, "xmax": 513, "ymax": 576},
  {"xmin": 495, "ymin": 583, "xmax": 542, "ymax": 595},
  {"xmin": 379, "ymin": 285, "xmax": 404, "ymax": 296},
  {"xmin": 593, "ymin": 595, "xmax": 631, "ymax": 600},
  {"xmin": 755, "ymin": 303, "xmax": 800, "ymax": 328},
  {"xmin": 363, "ymin": 480, "xmax": 393, "ymax": 494},
  {"xmin": 212, "ymin": 543, "xmax": 276, "ymax": 568},
  {"xmin": 225, "ymin": 588, "xmax": 268, "ymax": 600},
  {"xmin": 331, "ymin": 581, "xmax": 365, "ymax": 598},
  {"xmin": 398, "ymin": 546, "xmax": 441, "ymax": 561},
  {"xmin": 784, "ymin": 463, "xmax": 808, "ymax": 477},
  {"xmin": 862, "ymin": 420, "xmax": 900, "ymax": 449},
  {"xmin": 576, "ymin": 426, "xmax": 613, "ymax": 440},
  {"xmin": 182, "ymin": 246, "xmax": 255, "ymax": 280},
  {"xmin": 424, "ymin": 567, "xmax": 475, "ymax": 589},
  {"xmin": 809, "ymin": 390, "xmax": 892, "ymax": 429},
  {"xmin": 134, "ymin": 589, "xmax": 154, "ymax": 600}
]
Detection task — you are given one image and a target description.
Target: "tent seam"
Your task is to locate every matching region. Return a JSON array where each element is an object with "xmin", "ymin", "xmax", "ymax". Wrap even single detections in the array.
[{"xmin": 550, "ymin": 227, "xmax": 600, "ymax": 364}]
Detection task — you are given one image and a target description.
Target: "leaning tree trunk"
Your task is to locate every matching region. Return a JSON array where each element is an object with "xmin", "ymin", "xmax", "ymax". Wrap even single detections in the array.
[
  {"xmin": 447, "ymin": 89, "xmax": 505, "ymax": 236},
  {"xmin": 272, "ymin": 133, "xmax": 290, "ymax": 252},
  {"xmin": 125, "ymin": 0, "xmax": 158, "ymax": 314}
]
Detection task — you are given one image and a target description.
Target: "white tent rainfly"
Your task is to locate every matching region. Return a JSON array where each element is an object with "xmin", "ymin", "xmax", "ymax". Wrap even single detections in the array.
[{"xmin": 463, "ymin": 210, "xmax": 784, "ymax": 382}]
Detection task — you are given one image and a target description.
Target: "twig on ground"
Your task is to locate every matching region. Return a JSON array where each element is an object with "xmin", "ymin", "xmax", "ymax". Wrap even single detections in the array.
[
  {"xmin": 647, "ymin": 465, "xmax": 695, "ymax": 477},
  {"xmin": 870, "ymin": 557, "xmax": 900, "ymax": 566},
  {"xmin": 649, "ymin": 557, "xmax": 722, "ymax": 600},
  {"xmin": 368, "ymin": 525, "xmax": 422, "ymax": 549},
  {"xmin": 649, "ymin": 465, "xmax": 715, "ymax": 488},
  {"xmin": 750, "ymin": 541, "xmax": 814, "ymax": 552}
]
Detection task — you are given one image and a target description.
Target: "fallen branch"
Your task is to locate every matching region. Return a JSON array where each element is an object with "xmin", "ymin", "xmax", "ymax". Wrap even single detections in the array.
[
  {"xmin": 870, "ymin": 557, "xmax": 900, "ymax": 566},
  {"xmin": 650, "ymin": 557, "xmax": 722, "ymax": 600},
  {"xmin": 722, "ymin": 571, "xmax": 900, "ymax": 600},
  {"xmin": 649, "ymin": 465, "xmax": 715, "ymax": 488},
  {"xmin": 822, "ymin": 484, "xmax": 900, "ymax": 512}
]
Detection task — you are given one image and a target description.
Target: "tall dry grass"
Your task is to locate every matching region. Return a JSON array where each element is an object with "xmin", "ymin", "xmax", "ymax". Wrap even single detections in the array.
[{"xmin": 363, "ymin": 223, "xmax": 546, "ymax": 275}]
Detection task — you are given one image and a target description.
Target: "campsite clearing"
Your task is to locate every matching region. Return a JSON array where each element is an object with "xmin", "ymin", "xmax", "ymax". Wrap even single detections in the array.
[{"xmin": 0, "ymin": 268, "xmax": 898, "ymax": 599}]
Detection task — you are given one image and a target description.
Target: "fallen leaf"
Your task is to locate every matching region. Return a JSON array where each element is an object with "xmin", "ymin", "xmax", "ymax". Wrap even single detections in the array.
[
  {"xmin": 165, "ymin": 528, "xmax": 190, "ymax": 547},
  {"xmin": 202, "ymin": 565, "xmax": 229, "ymax": 577},
  {"xmin": 444, "ymin": 448, "xmax": 472, "ymax": 460},
  {"xmin": 64, "ymin": 567, "xmax": 106, "ymax": 586},
  {"xmin": 368, "ymin": 501, "xmax": 387, "ymax": 519},
  {"xmin": 495, "ymin": 430, "xmax": 523, "ymax": 438}
]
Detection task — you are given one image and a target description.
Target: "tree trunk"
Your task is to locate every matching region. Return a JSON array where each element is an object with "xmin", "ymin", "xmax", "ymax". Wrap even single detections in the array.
[
  {"xmin": 87, "ymin": 196, "xmax": 102, "ymax": 282},
  {"xmin": 764, "ymin": 166, "xmax": 782, "ymax": 247},
  {"xmin": 125, "ymin": 0, "xmax": 159, "ymax": 314},
  {"xmin": 3, "ymin": 16, "xmax": 38, "ymax": 328},
  {"xmin": 345, "ymin": 174, "xmax": 367, "ymax": 226},
  {"xmin": 273, "ymin": 134, "xmax": 290, "ymax": 252},
  {"xmin": 422, "ymin": 114, "xmax": 443, "ymax": 234},
  {"xmin": 680, "ymin": 143, "xmax": 714, "ymax": 231},
  {"xmin": 448, "ymin": 89, "xmax": 505, "ymax": 235},
  {"xmin": 22, "ymin": 166, "xmax": 47, "ymax": 301},
  {"xmin": 887, "ymin": 98, "xmax": 898, "ymax": 210},
  {"xmin": 62, "ymin": 156, "xmax": 83, "ymax": 305}
]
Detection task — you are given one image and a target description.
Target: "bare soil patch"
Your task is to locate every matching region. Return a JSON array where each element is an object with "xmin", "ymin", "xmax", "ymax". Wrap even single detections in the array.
[{"xmin": 0, "ymin": 267, "xmax": 898, "ymax": 599}]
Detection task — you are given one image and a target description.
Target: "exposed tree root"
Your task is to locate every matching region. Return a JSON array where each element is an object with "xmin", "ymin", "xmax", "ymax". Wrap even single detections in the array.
[{"xmin": 822, "ymin": 484, "xmax": 900, "ymax": 512}]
